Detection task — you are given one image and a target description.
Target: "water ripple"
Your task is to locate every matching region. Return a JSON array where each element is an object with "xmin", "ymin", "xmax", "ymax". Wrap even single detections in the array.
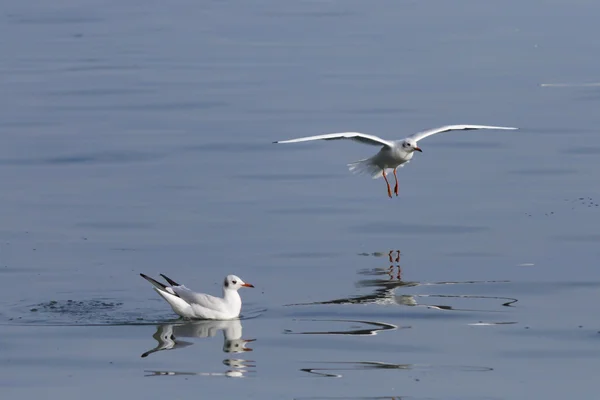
[
  {"xmin": 351, "ymin": 222, "xmax": 488, "ymax": 235},
  {"xmin": 283, "ymin": 319, "xmax": 400, "ymax": 336},
  {"xmin": 2, "ymin": 299, "xmax": 265, "ymax": 327},
  {"xmin": 0, "ymin": 151, "xmax": 163, "ymax": 166},
  {"xmin": 299, "ymin": 361, "xmax": 493, "ymax": 378}
]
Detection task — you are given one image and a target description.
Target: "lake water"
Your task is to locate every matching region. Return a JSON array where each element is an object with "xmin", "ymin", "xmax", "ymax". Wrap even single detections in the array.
[{"xmin": 1, "ymin": 0, "xmax": 600, "ymax": 399}]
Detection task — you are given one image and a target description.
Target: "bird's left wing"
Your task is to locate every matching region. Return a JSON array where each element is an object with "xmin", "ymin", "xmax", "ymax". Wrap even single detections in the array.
[
  {"xmin": 171, "ymin": 286, "xmax": 226, "ymax": 311},
  {"xmin": 274, "ymin": 132, "xmax": 394, "ymax": 148},
  {"xmin": 407, "ymin": 125, "xmax": 517, "ymax": 142}
]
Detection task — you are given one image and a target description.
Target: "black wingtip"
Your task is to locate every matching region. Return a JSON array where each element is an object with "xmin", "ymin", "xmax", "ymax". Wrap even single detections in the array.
[
  {"xmin": 160, "ymin": 274, "xmax": 180, "ymax": 287},
  {"xmin": 140, "ymin": 273, "xmax": 152, "ymax": 281},
  {"xmin": 272, "ymin": 141, "xmax": 278, "ymax": 144},
  {"xmin": 140, "ymin": 273, "xmax": 168, "ymax": 291}
]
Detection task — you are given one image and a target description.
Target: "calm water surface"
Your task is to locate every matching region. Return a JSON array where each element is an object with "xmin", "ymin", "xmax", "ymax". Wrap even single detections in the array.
[{"xmin": 1, "ymin": 1, "xmax": 600, "ymax": 399}]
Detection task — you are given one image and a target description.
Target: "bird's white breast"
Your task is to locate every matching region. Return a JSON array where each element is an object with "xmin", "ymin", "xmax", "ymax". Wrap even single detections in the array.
[{"xmin": 386, "ymin": 147, "xmax": 413, "ymax": 168}]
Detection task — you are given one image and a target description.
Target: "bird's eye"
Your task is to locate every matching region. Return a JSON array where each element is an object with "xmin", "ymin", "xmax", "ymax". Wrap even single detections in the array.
[{"xmin": 232, "ymin": 280, "xmax": 237, "ymax": 284}]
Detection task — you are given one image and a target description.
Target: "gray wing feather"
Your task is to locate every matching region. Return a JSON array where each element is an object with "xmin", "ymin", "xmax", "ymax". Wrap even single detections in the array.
[{"xmin": 171, "ymin": 286, "xmax": 226, "ymax": 311}]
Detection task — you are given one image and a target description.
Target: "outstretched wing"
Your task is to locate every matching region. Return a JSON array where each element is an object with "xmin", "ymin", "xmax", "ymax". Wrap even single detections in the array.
[
  {"xmin": 407, "ymin": 125, "xmax": 517, "ymax": 142},
  {"xmin": 274, "ymin": 132, "xmax": 394, "ymax": 148}
]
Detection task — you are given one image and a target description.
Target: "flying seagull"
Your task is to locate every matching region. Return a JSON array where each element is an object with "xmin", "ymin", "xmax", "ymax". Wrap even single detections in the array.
[{"xmin": 274, "ymin": 124, "xmax": 517, "ymax": 198}]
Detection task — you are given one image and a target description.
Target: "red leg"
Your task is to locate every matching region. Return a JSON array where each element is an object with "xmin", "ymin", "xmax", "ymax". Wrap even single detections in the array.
[
  {"xmin": 393, "ymin": 168, "xmax": 399, "ymax": 196},
  {"xmin": 382, "ymin": 170, "xmax": 392, "ymax": 198}
]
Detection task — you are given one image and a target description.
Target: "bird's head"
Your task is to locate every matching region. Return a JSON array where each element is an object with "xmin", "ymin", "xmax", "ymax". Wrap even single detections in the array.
[
  {"xmin": 401, "ymin": 139, "xmax": 422, "ymax": 153},
  {"xmin": 224, "ymin": 275, "xmax": 254, "ymax": 291},
  {"xmin": 223, "ymin": 338, "xmax": 256, "ymax": 353}
]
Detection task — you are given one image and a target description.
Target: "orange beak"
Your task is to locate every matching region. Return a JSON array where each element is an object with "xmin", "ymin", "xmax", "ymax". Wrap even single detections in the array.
[
  {"xmin": 242, "ymin": 339, "xmax": 256, "ymax": 351},
  {"xmin": 242, "ymin": 283, "xmax": 254, "ymax": 288},
  {"xmin": 414, "ymin": 146, "xmax": 422, "ymax": 152}
]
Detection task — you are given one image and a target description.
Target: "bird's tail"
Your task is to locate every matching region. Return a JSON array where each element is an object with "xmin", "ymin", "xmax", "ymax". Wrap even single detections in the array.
[
  {"xmin": 160, "ymin": 274, "xmax": 181, "ymax": 287},
  {"xmin": 140, "ymin": 273, "xmax": 192, "ymax": 318},
  {"xmin": 140, "ymin": 273, "xmax": 179, "ymax": 296},
  {"xmin": 140, "ymin": 273, "xmax": 168, "ymax": 291},
  {"xmin": 347, "ymin": 157, "xmax": 384, "ymax": 179}
]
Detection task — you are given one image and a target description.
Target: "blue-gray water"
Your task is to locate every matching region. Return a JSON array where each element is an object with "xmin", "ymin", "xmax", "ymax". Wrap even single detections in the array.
[{"xmin": 2, "ymin": 1, "xmax": 600, "ymax": 399}]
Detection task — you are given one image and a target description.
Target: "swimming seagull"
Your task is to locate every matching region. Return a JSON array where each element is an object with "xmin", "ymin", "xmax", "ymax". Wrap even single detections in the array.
[
  {"xmin": 140, "ymin": 273, "xmax": 254, "ymax": 320},
  {"xmin": 274, "ymin": 124, "xmax": 518, "ymax": 198}
]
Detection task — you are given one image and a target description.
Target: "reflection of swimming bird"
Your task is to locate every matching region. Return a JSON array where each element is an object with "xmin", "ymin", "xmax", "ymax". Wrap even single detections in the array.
[
  {"xmin": 173, "ymin": 319, "xmax": 255, "ymax": 354},
  {"xmin": 141, "ymin": 319, "xmax": 255, "ymax": 358},
  {"xmin": 141, "ymin": 324, "xmax": 193, "ymax": 358},
  {"xmin": 274, "ymin": 124, "xmax": 517, "ymax": 197},
  {"xmin": 142, "ymin": 320, "xmax": 256, "ymax": 378},
  {"xmin": 140, "ymin": 273, "xmax": 254, "ymax": 320}
]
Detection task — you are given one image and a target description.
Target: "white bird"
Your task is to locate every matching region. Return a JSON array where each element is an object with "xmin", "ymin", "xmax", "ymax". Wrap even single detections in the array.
[
  {"xmin": 140, "ymin": 273, "xmax": 254, "ymax": 320},
  {"xmin": 274, "ymin": 124, "xmax": 518, "ymax": 198}
]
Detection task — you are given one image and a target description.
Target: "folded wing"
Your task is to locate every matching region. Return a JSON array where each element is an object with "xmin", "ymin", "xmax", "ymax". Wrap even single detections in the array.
[
  {"xmin": 408, "ymin": 124, "xmax": 518, "ymax": 142},
  {"xmin": 171, "ymin": 285, "xmax": 226, "ymax": 311},
  {"xmin": 274, "ymin": 132, "xmax": 394, "ymax": 148}
]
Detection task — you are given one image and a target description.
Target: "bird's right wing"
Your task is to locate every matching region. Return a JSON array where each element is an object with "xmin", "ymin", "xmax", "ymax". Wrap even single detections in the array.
[{"xmin": 274, "ymin": 132, "xmax": 394, "ymax": 148}]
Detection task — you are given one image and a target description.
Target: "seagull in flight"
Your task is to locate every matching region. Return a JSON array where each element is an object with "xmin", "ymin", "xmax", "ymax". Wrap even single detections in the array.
[
  {"xmin": 140, "ymin": 273, "xmax": 254, "ymax": 320},
  {"xmin": 274, "ymin": 124, "xmax": 517, "ymax": 198}
]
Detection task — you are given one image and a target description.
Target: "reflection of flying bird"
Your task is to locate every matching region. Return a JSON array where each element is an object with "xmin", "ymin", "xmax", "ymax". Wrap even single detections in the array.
[
  {"xmin": 274, "ymin": 124, "xmax": 517, "ymax": 197},
  {"xmin": 140, "ymin": 273, "xmax": 254, "ymax": 320},
  {"xmin": 141, "ymin": 319, "xmax": 255, "ymax": 358},
  {"xmin": 286, "ymin": 274, "xmax": 419, "ymax": 307},
  {"xmin": 296, "ymin": 267, "xmax": 518, "ymax": 311}
]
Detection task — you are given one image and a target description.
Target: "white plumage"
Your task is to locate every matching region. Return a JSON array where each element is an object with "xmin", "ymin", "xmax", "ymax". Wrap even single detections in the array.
[
  {"xmin": 140, "ymin": 273, "xmax": 254, "ymax": 320},
  {"xmin": 274, "ymin": 124, "xmax": 517, "ymax": 197}
]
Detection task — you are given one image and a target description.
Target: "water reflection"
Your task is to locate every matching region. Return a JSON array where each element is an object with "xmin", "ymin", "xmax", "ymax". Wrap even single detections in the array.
[
  {"xmin": 141, "ymin": 323, "xmax": 193, "ymax": 357},
  {"xmin": 287, "ymin": 250, "xmax": 517, "ymax": 311},
  {"xmin": 300, "ymin": 361, "xmax": 493, "ymax": 378},
  {"xmin": 292, "ymin": 270, "xmax": 517, "ymax": 311},
  {"xmin": 284, "ymin": 319, "xmax": 400, "ymax": 336},
  {"xmin": 142, "ymin": 319, "xmax": 255, "ymax": 378}
]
